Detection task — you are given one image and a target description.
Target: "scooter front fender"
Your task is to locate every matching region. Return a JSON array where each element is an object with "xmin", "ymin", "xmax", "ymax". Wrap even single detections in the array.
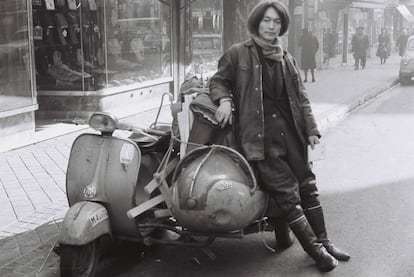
[{"xmin": 59, "ymin": 201, "xmax": 111, "ymax": 245}]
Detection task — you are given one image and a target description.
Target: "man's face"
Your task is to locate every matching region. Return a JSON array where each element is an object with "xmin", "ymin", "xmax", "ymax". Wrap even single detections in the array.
[{"xmin": 258, "ymin": 7, "xmax": 281, "ymax": 43}]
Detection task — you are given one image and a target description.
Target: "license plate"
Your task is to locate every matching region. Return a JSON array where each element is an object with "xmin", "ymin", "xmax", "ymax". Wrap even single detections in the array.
[{"xmin": 89, "ymin": 208, "xmax": 108, "ymax": 227}]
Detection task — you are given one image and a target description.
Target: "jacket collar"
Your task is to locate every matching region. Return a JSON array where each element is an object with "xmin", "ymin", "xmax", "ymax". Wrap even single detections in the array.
[
  {"xmin": 243, "ymin": 38, "xmax": 255, "ymax": 47},
  {"xmin": 244, "ymin": 38, "xmax": 288, "ymax": 64},
  {"xmin": 244, "ymin": 38, "xmax": 260, "ymax": 64}
]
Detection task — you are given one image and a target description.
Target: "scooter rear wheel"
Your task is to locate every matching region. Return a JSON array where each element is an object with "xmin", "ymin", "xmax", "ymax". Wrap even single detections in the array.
[{"xmin": 60, "ymin": 240, "xmax": 99, "ymax": 277}]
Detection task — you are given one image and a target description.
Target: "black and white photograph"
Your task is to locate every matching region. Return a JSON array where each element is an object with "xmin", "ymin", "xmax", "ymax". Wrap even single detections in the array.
[{"xmin": 0, "ymin": 0, "xmax": 414, "ymax": 276}]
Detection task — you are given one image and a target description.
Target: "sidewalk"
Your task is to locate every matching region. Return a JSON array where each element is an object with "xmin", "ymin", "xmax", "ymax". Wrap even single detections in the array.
[{"xmin": 0, "ymin": 53, "xmax": 401, "ymax": 276}]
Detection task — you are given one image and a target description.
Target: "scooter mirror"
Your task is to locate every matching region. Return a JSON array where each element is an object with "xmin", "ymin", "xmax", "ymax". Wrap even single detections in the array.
[{"xmin": 89, "ymin": 112, "xmax": 118, "ymax": 133}]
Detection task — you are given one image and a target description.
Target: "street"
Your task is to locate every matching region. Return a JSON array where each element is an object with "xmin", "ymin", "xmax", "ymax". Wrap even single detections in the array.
[
  {"xmin": 1, "ymin": 0, "xmax": 413, "ymax": 276},
  {"xmin": 87, "ymin": 83, "xmax": 414, "ymax": 277}
]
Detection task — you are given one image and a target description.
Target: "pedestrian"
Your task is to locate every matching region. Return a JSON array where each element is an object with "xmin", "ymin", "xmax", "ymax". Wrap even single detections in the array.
[
  {"xmin": 384, "ymin": 28, "xmax": 391, "ymax": 57},
  {"xmin": 298, "ymin": 28, "xmax": 319, "ymax": 82},
  {"xmin": 351, "ymin": 26, "xmax": 369, "ymax": 70},
  {"xmin": 322, "ymin": 28, "xmax": 331, "ymax": 64},
  {"xmin": 376, "ymin": 28, "xmax": 389, "ymax": 64},
  {"xmin": 396, "ymin": 29, "xmax": 408, "ymax": 57},
  {"xmin": 329, "ymin": 31, "xmax": 338, "ymax": 59},
  {"xmin": 209, "ymin": 0, "xmax": 350, "ymax": 272}
]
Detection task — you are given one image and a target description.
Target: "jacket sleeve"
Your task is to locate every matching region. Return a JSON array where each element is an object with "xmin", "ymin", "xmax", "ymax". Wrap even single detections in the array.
[
  {"xmin": 289, "ymin": 55, "xmax": 321, "ymax": 138},
  {"xmin": 209, "ymin": 47, "xmax": 236, "ymax": 104}
]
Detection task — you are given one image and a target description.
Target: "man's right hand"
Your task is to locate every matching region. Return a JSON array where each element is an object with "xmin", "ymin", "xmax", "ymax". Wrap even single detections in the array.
[{"xmin": 215, "ymin": 100, "xmax": 232, "ymax": 128}]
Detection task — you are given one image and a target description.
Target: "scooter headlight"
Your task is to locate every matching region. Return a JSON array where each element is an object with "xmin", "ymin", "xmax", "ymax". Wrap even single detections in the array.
[{"xmin": 89, "ymin": 112, "xmax": 118, "ymax": 133}]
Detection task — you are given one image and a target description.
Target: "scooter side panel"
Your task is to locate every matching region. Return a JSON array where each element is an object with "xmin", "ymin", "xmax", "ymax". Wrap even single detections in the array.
[
  {"xmin": 66, "ymin": 134, "xmax": 141, "ymax": 237},
  {"xmin": 103, "ymin": 138, "xmax": 144, "ymax": 236},
  {"xmin": 59, "ymin": 201, "xmax": 111, "ymax": 245}
]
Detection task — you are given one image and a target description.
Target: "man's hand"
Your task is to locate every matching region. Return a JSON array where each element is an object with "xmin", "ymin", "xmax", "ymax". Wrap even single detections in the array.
[
  {"xmin": 215, "ymin": 100, "xmax": 232, "ymax": 128},
  {"xmin": 308, "ymin": 135, "xmax": 320, "ymax": 150}
]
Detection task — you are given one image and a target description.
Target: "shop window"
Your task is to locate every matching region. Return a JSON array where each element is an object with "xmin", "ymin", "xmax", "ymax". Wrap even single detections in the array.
[
  {"xmin": 32, "ymin": 0, "xmax": 172, "ymax": 91},
  {"xmin": 185, "ymin": 0, "xmax": 223, "ymax": 77},
  {"xmin": 0, "ymin": 0, "xmax": 34, "ymax": 112},
  {"xmin": 109, "ymin": 0, "xmax": 171, "ymax": 85}
]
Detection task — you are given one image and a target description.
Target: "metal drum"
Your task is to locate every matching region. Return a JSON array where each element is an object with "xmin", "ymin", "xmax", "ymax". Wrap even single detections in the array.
[{"xmin": 171, "ymin": 145, "xmax": 266, "ymax": 232}]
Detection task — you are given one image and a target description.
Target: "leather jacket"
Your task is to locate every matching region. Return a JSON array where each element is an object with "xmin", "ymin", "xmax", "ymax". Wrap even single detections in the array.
[{"xmin": 209, "ymin": 39, "xmax": 320, "ymax": 160}]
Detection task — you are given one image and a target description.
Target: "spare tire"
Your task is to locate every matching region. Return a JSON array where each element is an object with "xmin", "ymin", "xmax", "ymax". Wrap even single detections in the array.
[{"xmin": 171, "ymin": 145, "xmax": 266, "ymax": 232}]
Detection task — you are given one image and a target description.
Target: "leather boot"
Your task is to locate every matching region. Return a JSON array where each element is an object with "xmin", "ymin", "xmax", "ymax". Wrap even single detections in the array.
[
  {"xmin": 273, "ymin": 217, "xmax": 295, "ymax": 249},
  {"xmin": 289, "ymin": 216, "xmax": 338, "ymax": 272},
  {"xmin": 304, "ymin": 206, "xmax": 350, "ymax": 261}
]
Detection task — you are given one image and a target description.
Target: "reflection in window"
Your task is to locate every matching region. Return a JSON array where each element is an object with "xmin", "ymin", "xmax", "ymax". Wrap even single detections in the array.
[
  {"xmin": 186, "ymin": 0, "xmax": 223, "ymax": 77},
  {"xmin": 0, "ymin": 1, "xmax": 33, "ymax": 112},
  {"xmin": 106, "ymin": 0, "xmax": 172, "ymax": 87},
  {"xmin": 33, "ymin": 0, "xmax": 172, "ymax": 92}
]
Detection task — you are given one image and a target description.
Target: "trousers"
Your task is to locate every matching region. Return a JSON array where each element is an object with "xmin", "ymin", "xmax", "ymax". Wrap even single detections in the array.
[
  {"xmin": 353, "ymin": 53, "xmax": 367, "ymax": 68},
  {"xmin": 251, "ymin": 114, "xmax": 320, "ymax": 222}
]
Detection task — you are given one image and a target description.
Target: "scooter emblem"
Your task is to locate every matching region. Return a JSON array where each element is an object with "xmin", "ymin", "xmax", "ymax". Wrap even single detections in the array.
[{"xmin": 83, "ymin": 185, "xmax": 97, "ymax": 199}]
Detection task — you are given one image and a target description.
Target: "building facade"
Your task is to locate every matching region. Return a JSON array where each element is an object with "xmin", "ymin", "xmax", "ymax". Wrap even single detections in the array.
[{"xmin": 0, "ymin": 0, "xmax": 399, "ymax": 148}]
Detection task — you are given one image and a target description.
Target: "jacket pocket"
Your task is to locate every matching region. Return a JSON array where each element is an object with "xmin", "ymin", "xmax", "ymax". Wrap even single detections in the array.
[{"xmin": 238, "ymin": 66, "xmax": 252, "ymax": 72}]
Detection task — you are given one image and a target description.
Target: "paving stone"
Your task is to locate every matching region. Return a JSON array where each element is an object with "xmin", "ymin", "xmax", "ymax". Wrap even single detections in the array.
[
  {"xmin": 18, "ymin": 222, "xmax": 39, "ymax": 232},
  {"xmin": 0, "ymin": 268, "xmax": 20, "ymax": 277},
  {"xmin": 1, "ymin": 225, "xmax": 31, "ymax": 236},
  {"xmin": 0, "ymin": 238, "xmax": 20, "ymax": 267},
  {"xmin": 6, "ymin": 254, "xmax": 38, "ymax": 269},
  {"xmin": 35, "ymin": 263, "xmax": 60, "ymax": 277},
  {"xmin": 16, "ymin": 231, "xmax": 42, "ymax": 255},
  {"xmin": 34, "ymin": 223, "xmax": 60, "ymax": 243},
  {"xmin": 15, "ymin": 208, "xmax": 36, "ymax": 219},
  {"xmin": 8, "ymin": 262, "xmax": 39, "ymax": 275},
  {"xmin": 10, "ymin": 199, "xmax": 32, "ymax": 206}
]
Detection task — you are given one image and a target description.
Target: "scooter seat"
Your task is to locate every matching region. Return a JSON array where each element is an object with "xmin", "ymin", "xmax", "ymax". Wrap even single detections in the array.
[{"xmin": 129, "ymin": 129, "xmax": 171, "ymax": 154}]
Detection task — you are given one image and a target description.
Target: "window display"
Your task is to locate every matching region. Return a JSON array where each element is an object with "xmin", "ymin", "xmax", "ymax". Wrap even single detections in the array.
[
  {"xmin": 185, "ymin": 0, "xmax": 223, "ymax": 78},
  {"xmin": 0, "ymin": 0, "xmax": 35, "ymax": 112},
  {"xmin": 105, "ymin": 0, "xmax": 172, "ymax": 86},
  {"xmin": 33, "ymin": 0, "xmax": 172, "ymax": 91},
  {"xmin": 33, "ymin": 0, "xmax": 97, "ymax": 90}
]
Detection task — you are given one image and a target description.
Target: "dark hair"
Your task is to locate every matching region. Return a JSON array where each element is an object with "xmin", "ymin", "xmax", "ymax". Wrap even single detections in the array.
[{"xmin": 247, "ymin": 1, "xmax": 290, "ymax": 37}]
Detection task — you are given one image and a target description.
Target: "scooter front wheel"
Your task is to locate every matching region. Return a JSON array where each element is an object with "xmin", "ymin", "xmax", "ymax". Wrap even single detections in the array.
[{"xmin": 60, "ymin": 240, "xmax": 99, "ymax": 277}]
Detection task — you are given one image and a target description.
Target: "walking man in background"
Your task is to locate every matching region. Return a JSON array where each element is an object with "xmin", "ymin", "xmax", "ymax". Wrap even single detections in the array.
[{"xmin": 351, "ymin": 26, "xmax": 369, "ymax": 70}]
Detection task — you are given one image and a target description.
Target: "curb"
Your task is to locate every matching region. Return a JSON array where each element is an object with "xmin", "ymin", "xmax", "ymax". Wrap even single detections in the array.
[
  {"xmin": 0, "ymin": 203, "xmax": 67, "ymax": 239},
  {"xmin": 316, "ymin": 78, "xmax": 399, "ymax": 131}
]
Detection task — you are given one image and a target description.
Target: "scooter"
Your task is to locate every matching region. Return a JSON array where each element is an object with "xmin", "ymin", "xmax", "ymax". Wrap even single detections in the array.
[{"xmin": 58, "ymin": 94, "xmax": 293, "ymax": 277}]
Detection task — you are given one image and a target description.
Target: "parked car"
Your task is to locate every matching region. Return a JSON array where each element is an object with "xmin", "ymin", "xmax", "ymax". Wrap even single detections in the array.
[{"xmin": 399, "ymin": 35, "xmax": 414, "ymax": 85}]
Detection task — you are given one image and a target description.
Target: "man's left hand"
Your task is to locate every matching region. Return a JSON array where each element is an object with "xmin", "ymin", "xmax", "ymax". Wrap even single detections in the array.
[{"xmin": 308, "ymin": 135, "xmax": 320, "ymax": 150}]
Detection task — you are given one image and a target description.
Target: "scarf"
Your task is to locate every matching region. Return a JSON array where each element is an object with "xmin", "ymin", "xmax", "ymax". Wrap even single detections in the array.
[{"xmin": 252, "ymin": 35, "xmax": 283, "ymax": 62}]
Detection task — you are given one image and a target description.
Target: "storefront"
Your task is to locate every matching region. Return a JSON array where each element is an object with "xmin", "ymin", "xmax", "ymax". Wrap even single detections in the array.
[
  {"xmin": 32, "ymin": 0, "xmax": 229, "ymax": 120},
  {"xmin": 0, "ymin": 1, "xmax": 37, "ymax": 149},
  {"xmin": 33, "ymin": 0, "xmax": 175, "ymax": 120},
  {"xmin": 0, "ymin": 0, "xmax": 279, "ymax": 146}
]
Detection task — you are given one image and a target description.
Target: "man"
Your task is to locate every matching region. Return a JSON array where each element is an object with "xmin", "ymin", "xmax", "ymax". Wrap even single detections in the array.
[
  {"xmin": 209, "ymin": 0, "xmax": 350, "ymax": 272},
  {"xmin": 351, "ymin": 26, "xmax": 369, "ymax": 70},
  {"xmin": 298, "ymin": 28, "xmax": 319, "ymax": 82},
  {"xmin": 396, "ymin": 29, "xmax": 408, "ymax": 57}
]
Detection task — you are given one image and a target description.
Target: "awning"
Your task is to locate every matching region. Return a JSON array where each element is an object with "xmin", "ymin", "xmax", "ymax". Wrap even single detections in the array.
[{"xmin": 396, "ymin": 4, "xmax": 414, "ymax": 23}]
